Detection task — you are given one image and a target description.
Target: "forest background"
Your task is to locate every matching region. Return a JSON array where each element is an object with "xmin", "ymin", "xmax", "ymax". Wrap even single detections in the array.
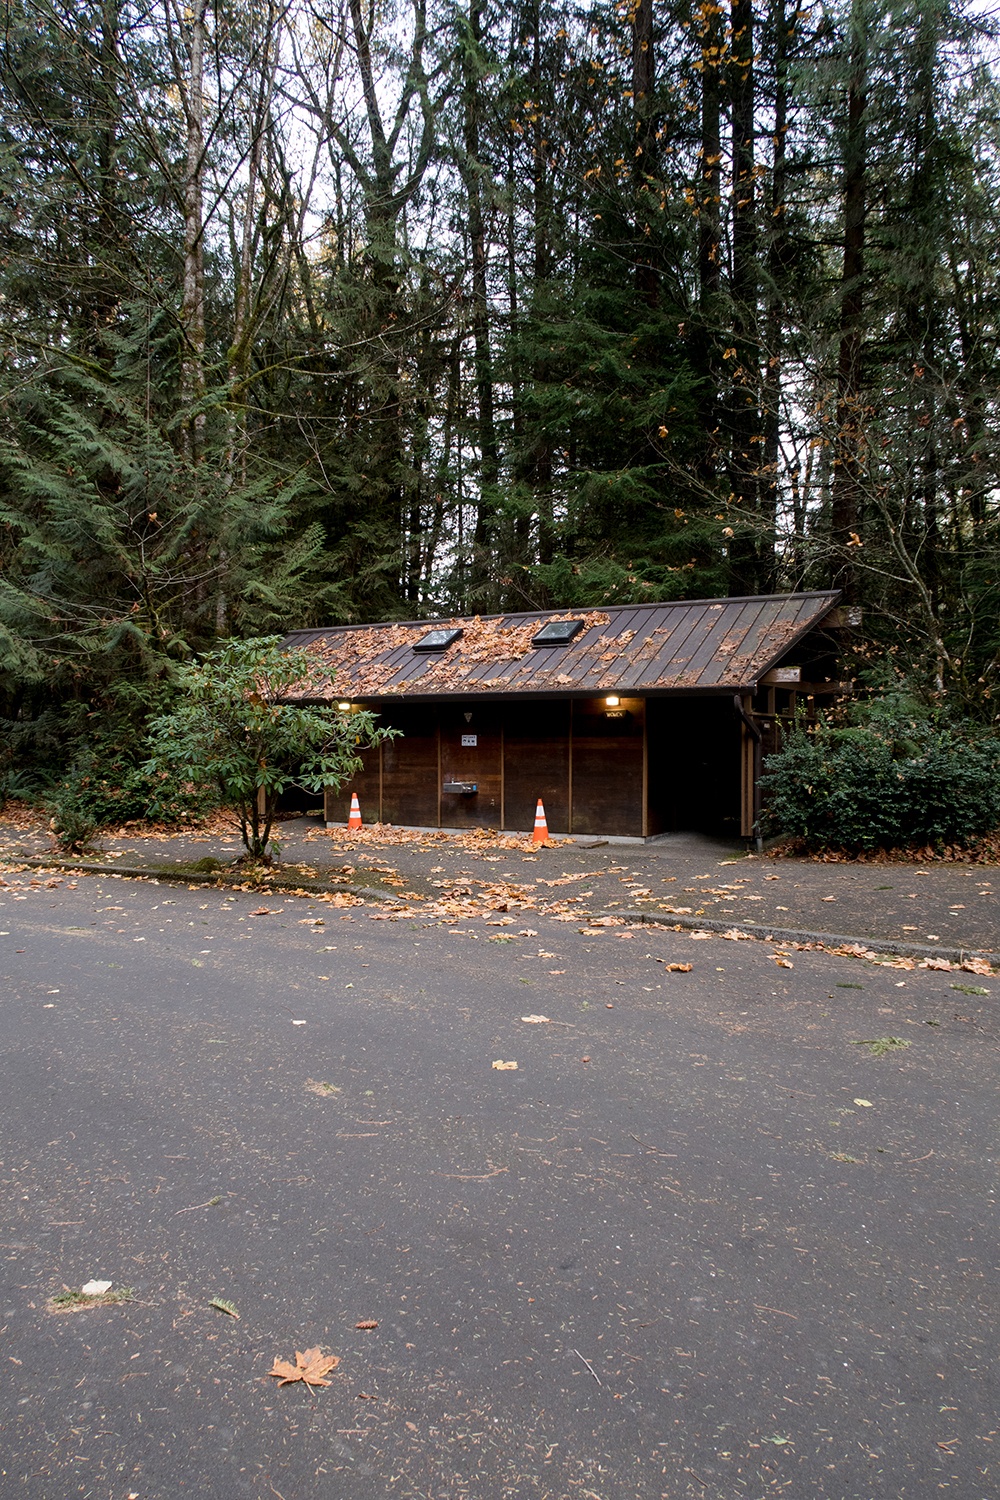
[{"xmin": 1, "ymin": 0, "xmax": 999, "ymax": 809}]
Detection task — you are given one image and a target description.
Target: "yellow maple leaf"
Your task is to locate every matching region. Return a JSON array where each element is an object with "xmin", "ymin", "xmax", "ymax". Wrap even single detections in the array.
[{"xmin": 268, "ymin": 1347, "xmax": 340, "ymax": 1387}]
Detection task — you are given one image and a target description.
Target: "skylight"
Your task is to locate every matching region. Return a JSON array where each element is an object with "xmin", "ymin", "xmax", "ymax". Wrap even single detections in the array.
[
  {"xmin": 413, "ymin": 627, "xmax": 463, "ymax": 653},
  {"xmin": 531, "ymin": 618, "xmax": 585, "ymax": 647}
]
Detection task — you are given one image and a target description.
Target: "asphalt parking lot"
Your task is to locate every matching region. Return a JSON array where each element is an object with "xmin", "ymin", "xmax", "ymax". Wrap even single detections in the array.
[{"xmin": 1, "ymin": 869, "xmax": 998, "ymax": 1499}]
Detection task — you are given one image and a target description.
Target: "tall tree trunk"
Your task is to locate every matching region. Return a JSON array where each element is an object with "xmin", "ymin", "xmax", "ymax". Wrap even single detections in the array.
[
  {"xmin": 463, "ymin": 0, "xmax": 500, "ymax": 606},
  {"xmin": 909, "ymin": 2, "xmax": 942, "ymax": 625},
  {"xmin": 528, "ymin": 7, "xmax": 554, "ymax": 573},
  {"xmin": 631, "ymin": 0, "xmax": 657, "ymax": 306},
  {"xmin": 694, "ymin": 0, "xmax": 722, "ymax": 496},
  {"xmin": 760, "ymin": 0, "xmax": 790, "ymax": 592},
  {"xmin": 179, "ymin": 0, "xmax": 207, "ymax": 466},
  {"xmin": 727, "ymin": 0, "xmax": 761, "ymax": 592},
  {"xmin": 94, "ymin": 0, "xmax": 121, "ymax": 341},
  {"xmin": 831, "ymin": 0, "xmax": 868, "ymax": 601},
  {"xmin": 697, "ymin": 0, "xmax": 722, "ymax": 305}
]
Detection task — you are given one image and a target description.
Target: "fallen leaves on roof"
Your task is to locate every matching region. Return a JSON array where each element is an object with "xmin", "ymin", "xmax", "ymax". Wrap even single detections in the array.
[{"xmin": 293, "ymin": 611, "xmax": 611, "ymax": 699}]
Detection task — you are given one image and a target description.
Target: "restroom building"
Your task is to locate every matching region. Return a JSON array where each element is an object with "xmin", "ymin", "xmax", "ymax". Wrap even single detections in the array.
[{"xmin": 281, "ymin": 591, "xmax": 851, "ymax": 840}]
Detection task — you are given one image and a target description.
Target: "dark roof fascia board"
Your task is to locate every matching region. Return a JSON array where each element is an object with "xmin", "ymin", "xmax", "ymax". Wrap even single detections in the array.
[{"xmin": 305, "ymin": 684, "xmax": 779, "ymax": 707}]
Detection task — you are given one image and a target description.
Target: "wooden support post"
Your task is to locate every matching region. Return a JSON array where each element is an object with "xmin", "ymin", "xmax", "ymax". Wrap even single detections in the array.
[
  {"xmin": 734, "ymin": 693, "xmax": 761, "ymax": 842},
  {"xmin": 740, "ymin": 721, "xmax": 755, "ymax": 838},
  {"xmin": 378, "ymin": 736, "xmax": 384, "ymax": 824}
]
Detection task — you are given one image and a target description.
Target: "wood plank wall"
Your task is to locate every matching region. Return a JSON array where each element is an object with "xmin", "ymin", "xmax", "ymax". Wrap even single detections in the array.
[{"xmin": 322, "ymin": 694, "xmax": 746, "ymax": 839}]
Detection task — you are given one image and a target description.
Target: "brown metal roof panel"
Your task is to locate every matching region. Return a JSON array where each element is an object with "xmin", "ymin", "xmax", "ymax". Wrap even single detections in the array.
[
  {"xmin": 578, "ymin": 606, "xmax": 671, "ymax": 687},
  {"xmin": 634, "ymin": 608, "xmax": 704, "ymax": 678},
  {"xmin": 687, "ymin": 597, "xmax": 773, "ymax": 687},
  {"xmin": 284, "ymin": 593, "xmax": 842, "ymax": 700},
  {"xmin": 742, "ymin": 594, "xmax": 839, "ymax": 683},
  {"xmin": 456, "ymin": 659, "xmax": 519, "ymax": 686},
  {"xmin": 704, "ymin": 594, "xmax": 832, "ymax": 688},
  {"xmin": 705, "ymin": 598, "xmax": 798, "ymax": 687},
  {"xmin": 579, "ymin": 608, "xmax": 660, "ymax": 689},
  {"xmin": 657, "ymin": 608, "xmax": 736, "ymax": 683},
  {"xmin": 638, "ymin": 600, "xmax": 731, "ymax": 687}
]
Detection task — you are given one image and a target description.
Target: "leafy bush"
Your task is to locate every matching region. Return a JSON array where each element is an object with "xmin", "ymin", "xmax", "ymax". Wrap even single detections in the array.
[
  {"xmin": 5, "ymin": 680, "xmax": 200, "ymax": 826},
  {"xmin": 48, "ymin": 780, "xmax": 99, "ymax": 853},
  {"xmin": 762, "ymin": 708, "xmax": 1000, "ymax": 851},
  {"xmin": 46, "ymin": 752, "xmax": 215, "ymax": 850},
  {"xmin": 145, "ymin": 636, "xmax": 396, "ymax": 860}
]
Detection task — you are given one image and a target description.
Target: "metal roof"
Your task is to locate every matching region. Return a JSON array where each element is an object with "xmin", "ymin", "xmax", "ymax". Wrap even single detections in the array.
[{"xmin": 282, "ymin": 591, "xmax": 841, "ymax": 701}]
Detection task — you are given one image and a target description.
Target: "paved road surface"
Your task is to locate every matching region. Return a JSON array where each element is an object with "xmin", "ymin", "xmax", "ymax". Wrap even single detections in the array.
[{"xmin": 1, "ymin": 871, "xmax": 997, "ymax": 1498}]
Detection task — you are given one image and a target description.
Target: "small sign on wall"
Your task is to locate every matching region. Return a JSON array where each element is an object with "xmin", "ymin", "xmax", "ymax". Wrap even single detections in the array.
[{"xmin": 461, "ymin": 733, "xmax": 477, "ymax": 747}]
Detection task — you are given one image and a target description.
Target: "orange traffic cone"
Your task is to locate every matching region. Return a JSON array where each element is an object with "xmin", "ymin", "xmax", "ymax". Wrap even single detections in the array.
[
  {"xmin": 532, "ymin": 798, "xmax": 550, "ymax": 845},
  {"xmin": 347, "ymin": 792, "xmax": 363, "ymax": 830}
]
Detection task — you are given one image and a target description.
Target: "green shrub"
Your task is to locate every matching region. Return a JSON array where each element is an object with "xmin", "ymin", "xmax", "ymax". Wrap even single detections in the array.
[
  {"xmin": 48, "ymin": 781, "xmax": 99, "ymax": 853},
  {"xmin": 145, "ymin": 636, "xmax": 395, "ymax": 860},
  {"xmin": 761, "ymin": 709, "xmax": 1000, "ymax": 851},
  {"xmin": 46, "ymin": 753, "xmax": 215, "ymax": 847}
]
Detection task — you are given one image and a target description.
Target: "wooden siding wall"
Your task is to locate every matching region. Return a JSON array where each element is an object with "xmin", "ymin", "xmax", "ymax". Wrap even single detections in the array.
[
  {"xmin": 503, "ymin": 699, "xmax": 571, "ymax": 833},
  {"xmin": 324, "ymin": 695, "xmax": 740, "ymax": 838},
  {"xmin": 569, "ymin": 702, "xmax": 644, "ymax": 836}
]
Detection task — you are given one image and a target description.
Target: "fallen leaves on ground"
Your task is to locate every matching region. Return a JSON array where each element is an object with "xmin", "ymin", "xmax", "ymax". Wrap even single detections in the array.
[
  {"xmin": 852, "ymin": 1036, "xmax": 911, "ymax": 1056},
  {"xmin": 49, "ymin": 1284, "xmax": 134, "ymax": 1312},
  {"xmin": 362, "ymin": 868, "xmax": 615, "ymax": 930},
  {"xmin": 655, "ymin": 959, "xmax": 693, "ymax": 972},
  {"xmin": 492, "ymin": 1059, "xmax": 518, "ymax": 1070},
  {"xmin": 355, "ymin": 1319, "xmax": 379, "ymax": 1329},
  {"xmin": 309, "ymin": 822, "xmax": 571, "ymax": 852},
  {"xmin": 821, "ymin": 943, "xmax": 994, "ymax": 976},
  {"xmin": 521, "ymin": 1014, "xmax": 551, "ymax": 1023},
  {"xmin": 769, "ymin": 833, "xmax": 1000, "ymax": 865},
  {"xmin": 268, "ymin": 1347, "xmax": 340, "ymax": 1387},
  {"xmin": 209, "ymin": 1297, "xmax": 240, "ymax": 1319}
]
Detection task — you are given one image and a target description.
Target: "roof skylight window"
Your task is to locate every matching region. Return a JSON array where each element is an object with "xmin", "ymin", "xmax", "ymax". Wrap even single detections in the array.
[
  {"xmin": 413, "ymin": 627, "xmax": 463, "ymax": 653},
  {"xmin": 531, "ymin": 618, "xmax": 585, "ymax": 647}
]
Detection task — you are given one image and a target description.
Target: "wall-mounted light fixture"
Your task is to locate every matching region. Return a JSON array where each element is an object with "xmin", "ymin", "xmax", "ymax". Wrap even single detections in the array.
[
  {"xmin": 605, "ymin": 695, "xmax": 620, "ymax": 707},
  {"xmin": 337, "ymin": 700, "xmax": 352, "ymax": 711}
]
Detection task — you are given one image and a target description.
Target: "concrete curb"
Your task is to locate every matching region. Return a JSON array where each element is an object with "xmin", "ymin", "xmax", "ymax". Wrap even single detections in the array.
[
  {"xmin": 8, "ymin": 856, "xmax": 401, "ymax": 906},
  {"xmin": 612, "ymin": 909, "xmax": 995, "ymax": 965}
]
